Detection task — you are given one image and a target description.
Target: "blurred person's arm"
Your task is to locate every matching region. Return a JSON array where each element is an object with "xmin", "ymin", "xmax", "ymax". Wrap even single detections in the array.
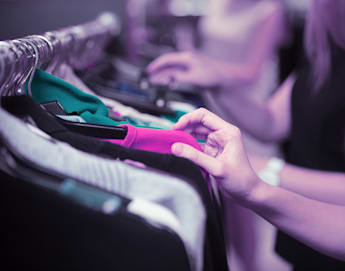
[
  {"xmin": 147, "ymin": 2, "xmax": 286, "ymax": 88},
  {"xmin": 147, "ymin": 4, "xmax": 293, "ymax": 143},
  {"xmin": 222, "ymin": 74, "xmax": 295, "ymax": 143},
  {"xmin": 148, "ymin": 65, "xmax": 296, "ymax": 144},
  {"xmin": 215, "ymin": 2, "xmax": 287, "ymax": 86},
  {"xmin": 170, "ymin": 108, "xmax": 345, "ymax": 261}
]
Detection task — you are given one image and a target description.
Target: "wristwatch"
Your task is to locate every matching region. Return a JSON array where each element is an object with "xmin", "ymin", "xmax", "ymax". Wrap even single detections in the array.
[{"xmin": 258, "ymin": 157, "xmax": 285, "ymax": 187}]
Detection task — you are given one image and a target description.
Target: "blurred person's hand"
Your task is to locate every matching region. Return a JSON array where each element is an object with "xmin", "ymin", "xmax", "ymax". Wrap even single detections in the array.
[
  {"xmin": 146, "ymin": 51, "xmax": 229, "ymax": 89},
  {"xmin": 171, "ymin": 108, "xmax": 260, "ymax": 201}
]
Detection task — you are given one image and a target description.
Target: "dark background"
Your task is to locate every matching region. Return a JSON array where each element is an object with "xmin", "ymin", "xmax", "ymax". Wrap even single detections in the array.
[{"xmin": 0, "ymin": 0, "xmax": 125, "ymax": 40}]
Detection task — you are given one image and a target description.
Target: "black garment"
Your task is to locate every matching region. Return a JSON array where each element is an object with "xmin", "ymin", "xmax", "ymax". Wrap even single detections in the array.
[
  {"xmin": 0, "ymin": 169, "xmax": 191, "ymax": 271},
  {"xmin": 2, "ymin": 95, "xmax": 229, "ymax": 271},
  {"xmin": 276, "ymin": 43, "xmax": 345, "ymax": 269},
  {"xmin": 278, "ymin": 16, "xmax": 305, "ymax": 84}
]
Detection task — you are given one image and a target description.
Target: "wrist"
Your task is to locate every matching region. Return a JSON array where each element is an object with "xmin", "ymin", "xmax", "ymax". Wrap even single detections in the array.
[
  {"xmin": 227, "ymin": 173, "xmax": 264, "ymax": 206},
  {"xmin": 244, "ymin": 179, "xmax": 277, "ymax": 209}
]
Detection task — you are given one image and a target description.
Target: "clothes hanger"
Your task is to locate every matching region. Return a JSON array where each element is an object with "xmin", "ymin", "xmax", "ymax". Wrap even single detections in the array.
[
  {"xmin": 56, "ymin": 118, "xmax": 128, "ymax": 139},
  {"xmin": 0, "ymin": 44, "xmax": 7, "ymax": 105},
  {"xmin": 26, "ymin": 35, "xmax": 54, "ymax": 71},
  {"xmin": 33, "ymin": 34, "xmax": 128, "ymax": 139},
  {"xmin": 10, "ymin": 39, "xmax": 38, "ymax": 96},
  {"xmin": 47, "ymin": 30, "xmax": 128, "ymax": 139},
  {"xmin": 0, "ymin": 41, "xmax": 16, "ymax": 97},
  {"xmin": 0, "ymin": 15, "xmax": 127, "ymax": 140},
  {"xmin": 14, "ymin": 39, "xmax": 40, "ymax": 97},
  {"xmin": 44, "ymin": 31, "xmax": 69, "ymax": 75},
  {"xmin": 0, "ymin": 133, "xmax": 125, "ymax": 215},
  {"xmin": 0, "ymin": 42, "xmax": 8, "ymax": 98}
]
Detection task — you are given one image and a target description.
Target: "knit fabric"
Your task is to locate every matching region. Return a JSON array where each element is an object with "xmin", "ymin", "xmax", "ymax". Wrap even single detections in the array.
[
  {"xmin": 25, "ymin": 69, "xmax": 126, "ymax": 127},
  {"xmin": 0, "ymin": 107, "xmax": 205, "ymax": 271},
  {"xmin": 106, "ymin": 124, "xmax": 202, "ymax": 154},
  {"xmin": 3, "ymin": 95, "xmax": 229, "ymax": 271}
]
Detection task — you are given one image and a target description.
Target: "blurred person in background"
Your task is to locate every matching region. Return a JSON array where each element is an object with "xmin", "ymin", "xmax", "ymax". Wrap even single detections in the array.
[
  {"xmin": 147, "ymin": 0, "xmax": 345, "ymax": 270},
  {"xmin": 199, "ymin": 1, "xmax": 290, "ymax": 270},
  {"xmin": 148, "ymin": 0, "xmax": 291, "ymax": 270}
]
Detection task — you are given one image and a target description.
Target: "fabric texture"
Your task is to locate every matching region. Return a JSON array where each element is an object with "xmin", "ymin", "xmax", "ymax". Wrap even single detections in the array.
[
  {"xmin": 25, "ymin": 69, "xmax": 201, "ymax": 154},
  {"xmin": 105, "ymin": 124, "xmax": 203, "ymax": 154},
  {"xmin": 199, "ymin": 0, "xmax": 281, "ymax": 157},
  {"xmin": 275, "ymin": 42, "xmax": 345, "ymax": 269},
  {"xmin": 56, "ymin": 114, "xmax": 87, "ymax": 123},
  {"xmin": 0, "ymin": 170, "xmax": 191, "ymax": 271},
  {"xmin": 54, "ymin": 64, "xmax": 176, "ymax": 129},
  {"xmin": 0, "ymin": 107, "xmax": 206, "ymax": 271},
  {"xmin": 25, "ymin": 69, "xmax": 125, "ymax": 127},
  {"xmin": 2, "ymin": 95, "xmax": 229, "ymax": 271}
]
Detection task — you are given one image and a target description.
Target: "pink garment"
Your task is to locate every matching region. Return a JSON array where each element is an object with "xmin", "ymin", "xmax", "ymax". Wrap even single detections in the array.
[{"xmin": 105, "ymin": 124, "xmax": 202, "ymax": 154}]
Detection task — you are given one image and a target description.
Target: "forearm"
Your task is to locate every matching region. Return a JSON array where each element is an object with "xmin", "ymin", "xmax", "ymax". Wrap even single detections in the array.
[
  {"xmin": 216, "ymin": 60, "xmax": 261, "ymax": 87},
  {"xmin": 214, "ymin": 74, "xmax": 294, "ymax": 143},
  {"xmin": 219, "ymin": 92, "xmax": 282, "ymax": 142},
  {"xmin": 241, "ymin": 181, "xmax": 345, "ymax": 261},
  {"xmin": 280, "ymin": 163, "xmax": 345, "ymax": 205}
]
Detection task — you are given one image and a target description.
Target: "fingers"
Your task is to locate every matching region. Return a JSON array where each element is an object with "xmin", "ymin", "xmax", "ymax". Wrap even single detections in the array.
[
  {"xmin": 189, "ymin": 133, "xmax": 208, "ymax": 141},
  {"xmin": 172, "ymin": 70, "xmax": 200, "ymax": 85},
  {"xmin": 185, "ymin": 125, "xmax": 213, "ymax": 138},
  {"xmin": 149, "ymin": 69, "xmax": 180, "ymax": 85},
  {"xmin": 147, "ymin": 52, "xmax": 190, "ymax": 74},
  {"xmin": 174, "ymin": 108, "xmax": 233, "ymax": 132},
  {"xmin": 150, "ymin": 69, "xmax": 196, "ymax": 85},
  {"xmin": 171, "ymin": 143, "xmax": 223, "ymax": 176},
  {"xmin": 203, "ymin": 142, "xmax": 221, "ymax": 157}
]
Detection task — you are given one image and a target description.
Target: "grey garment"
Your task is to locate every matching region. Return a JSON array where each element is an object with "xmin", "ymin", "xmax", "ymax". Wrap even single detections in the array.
[
  {"xmin": 0, "ymin": 108, "xmax": 205, "ymax": 271},
  {"xmin": 56, "ymin": 114, "xmax": 87, "ymax": 123}
]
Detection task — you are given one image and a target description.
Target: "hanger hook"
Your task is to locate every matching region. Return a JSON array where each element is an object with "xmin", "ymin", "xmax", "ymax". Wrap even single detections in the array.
[
  {"xmin": 18, "ymin": 39, "xmax": 40, "ymax": 97},
  {"xmin": 0, "ymin": 42, "xmax": 8, "ymax": 93},
  {"xmin": 0, "ymin": 42, "xmax": 9, "ymax": 101},
  {"xmin": 0, "ymin": 41, "xmax": 16, "ymax": 97}
]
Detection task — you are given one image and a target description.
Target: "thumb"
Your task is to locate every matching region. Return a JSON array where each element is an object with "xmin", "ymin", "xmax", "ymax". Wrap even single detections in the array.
[{"xmin": 171, "ymin": 143, "xmax": 222, "ymax": 176}]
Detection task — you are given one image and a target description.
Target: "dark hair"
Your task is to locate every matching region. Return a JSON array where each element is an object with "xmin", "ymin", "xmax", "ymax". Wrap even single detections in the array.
[{"xmin": 305, "ymin": 0, "xmax": 345, "ymax": 90}]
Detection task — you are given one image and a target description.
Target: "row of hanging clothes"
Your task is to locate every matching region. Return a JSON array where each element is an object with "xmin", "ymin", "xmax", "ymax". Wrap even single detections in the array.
[{"xmin": 0, "ymin": 12, "xmax": 229, "ymax": 271}]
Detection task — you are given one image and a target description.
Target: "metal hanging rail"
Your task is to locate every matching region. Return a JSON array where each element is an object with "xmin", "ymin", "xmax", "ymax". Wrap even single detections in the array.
[{"xmin": 0, "ymin": 12, "xmax": 120, "ymax": 97}]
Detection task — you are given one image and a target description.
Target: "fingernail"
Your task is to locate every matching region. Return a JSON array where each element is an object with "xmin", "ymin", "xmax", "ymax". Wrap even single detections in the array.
[{"xmin": 172, "ymin": 143, "xmax": 183, "ymax": 155}]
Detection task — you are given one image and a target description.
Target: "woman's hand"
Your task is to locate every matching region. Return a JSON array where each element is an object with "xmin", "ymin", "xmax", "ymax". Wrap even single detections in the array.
[
  {"xmin": 171, "ymin": 108, "xmax": 261, "ymax": 201},
  {"xmin": 146, "ymin": 51, "xmax": 227, "ymax": 89}
]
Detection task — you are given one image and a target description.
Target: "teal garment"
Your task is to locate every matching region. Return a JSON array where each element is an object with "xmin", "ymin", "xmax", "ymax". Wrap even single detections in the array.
[
  {"xmin": 24, "ymin": 69, "xmax": 177, "ymax": 129},
  {"xmin": 25, "ymin": 69, "xmax": 126, "ymax": 127},
  {"xmin": 122, "ymin": 116, "xmax": 172, "ymax": 129},
  {"xmin": 163, "ymin": 110, "xmax": 187, "ymax": 124}
]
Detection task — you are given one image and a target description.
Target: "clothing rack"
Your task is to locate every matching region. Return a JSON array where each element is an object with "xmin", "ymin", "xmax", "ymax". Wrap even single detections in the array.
[{"xmin": 0, "ymin": 12, "xmax": 120, "ymax": 97}]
